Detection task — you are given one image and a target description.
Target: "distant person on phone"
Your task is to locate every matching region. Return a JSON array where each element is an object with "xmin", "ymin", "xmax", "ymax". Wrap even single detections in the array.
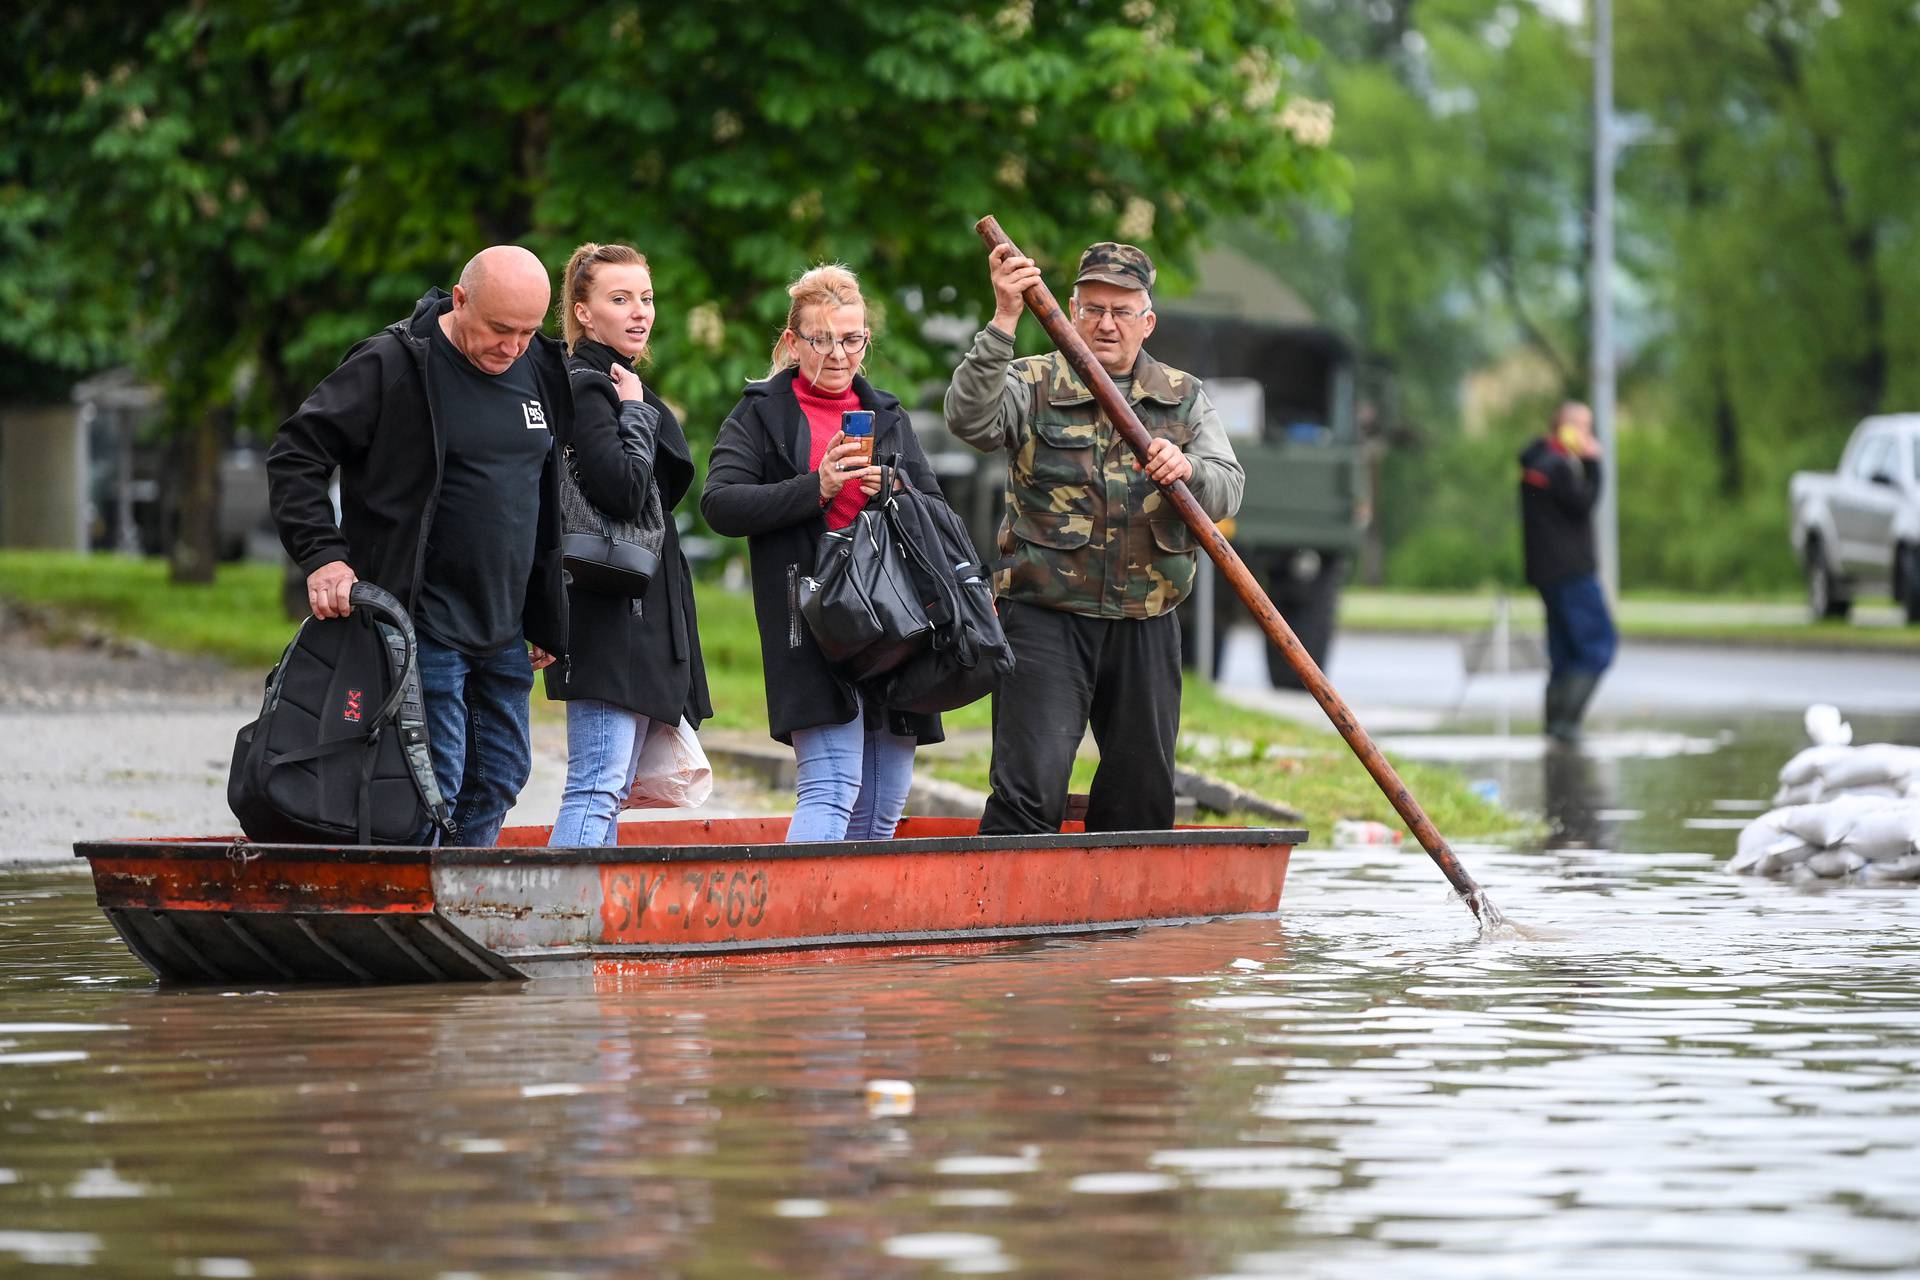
[
  {"xmin": 700, "ymin": 264, "xmax": 948, "ymax": 842},
  {"xmin": 1519, "ymin": 400, "xmax": 1616, "ymax": 743},
  {"xmin": 267, "ymin": 245, "xmax": 570, "ymax": 846}
]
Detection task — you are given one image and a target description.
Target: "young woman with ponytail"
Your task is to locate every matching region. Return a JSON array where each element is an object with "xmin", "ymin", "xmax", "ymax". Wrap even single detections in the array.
[
  {"xmin": 545, "ymin": 243, "xmax": 710, "ymax": 846},
  {"xmin": 700, "ymin": 264, "xmax": 947, "ymax": 842}
]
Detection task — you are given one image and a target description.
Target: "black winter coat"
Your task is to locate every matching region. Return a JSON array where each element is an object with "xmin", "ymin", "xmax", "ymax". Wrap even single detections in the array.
[
  {"xmin": 1519, "ymin": 436, "xmax": 1602, "ymax": 589},
  {"xmin": 267, "ymin": 288, "xmax": 569, "ymax": 653},
  {"xmin": 701, "ymin": 370, "xmax": 945, "ymax": 746},
  {"xmin": 542, "ymin": 340, "xmax": 711, "ymax": 727}
]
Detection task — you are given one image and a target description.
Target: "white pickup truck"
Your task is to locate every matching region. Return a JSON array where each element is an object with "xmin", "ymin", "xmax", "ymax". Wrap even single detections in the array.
[{"xmin": 1789, "ymin": 414, "xmax": 1920, "ymax": 622}]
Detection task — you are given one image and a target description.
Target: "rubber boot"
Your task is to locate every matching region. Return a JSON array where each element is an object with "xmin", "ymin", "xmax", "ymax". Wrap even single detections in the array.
[
  {"xmin": 1543, "ymin": 677, "xmax": 1571, "ymax": 741},
  {"xmin": 1545, "ymin": 671, "xmax": 1602, "ymax": 743}
]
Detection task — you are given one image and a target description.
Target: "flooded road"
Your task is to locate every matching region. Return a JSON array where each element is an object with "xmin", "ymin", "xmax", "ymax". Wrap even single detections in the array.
[{"xmin": 5, "ymin": 705, "xmax": 1919, "ymax": 1277}]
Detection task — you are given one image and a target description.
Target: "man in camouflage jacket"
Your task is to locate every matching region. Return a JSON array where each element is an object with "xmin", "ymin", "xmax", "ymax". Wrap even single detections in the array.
[{"xmin": 944, "ymin": 241, "xmax": 1244, "ymax": 834}]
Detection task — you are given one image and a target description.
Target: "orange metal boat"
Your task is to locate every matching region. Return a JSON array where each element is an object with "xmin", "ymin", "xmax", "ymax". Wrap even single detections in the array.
[{"xmin": 73, "ymin": 817, "xmax": 1300, "ymax": 984}]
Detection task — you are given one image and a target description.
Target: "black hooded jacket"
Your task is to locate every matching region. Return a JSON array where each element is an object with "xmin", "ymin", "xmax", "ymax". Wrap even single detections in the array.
[
  {"xmin": 701, "ymin": 369, "xmax": 944, "ymax": 746},
  {"xmin": 541, "ymin": 339, "xmax": 711, "ymax": 727},
  {"xmin": 1518, "ymin": 436, "xmax": 1602, "ymax": 589},
  {"xmin": 267, "ymin": 288, "xmax": 569, "ymax": 654}
]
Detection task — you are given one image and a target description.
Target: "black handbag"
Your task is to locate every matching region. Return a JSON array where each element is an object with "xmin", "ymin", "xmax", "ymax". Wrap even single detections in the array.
[
  {"xmin": 558, "ymin": 375, "xmax": 666, "ymax": 597},
  {"xmin": 875, "ymin": 482, "xmax": 1016, "ymax": 714},
  {"xmin": 798, "ymin": 462, "xmax": 934, "ymax": 680}
]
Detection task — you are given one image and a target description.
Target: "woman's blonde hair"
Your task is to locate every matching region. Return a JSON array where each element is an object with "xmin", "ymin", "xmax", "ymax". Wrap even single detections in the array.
[
  {"xmin": 768, "ymin": 263, "xmax": 866, "ymax": 377},
  {"xmin": 559, "ymin": 242, "xmax": 651, "ymax": 358}
]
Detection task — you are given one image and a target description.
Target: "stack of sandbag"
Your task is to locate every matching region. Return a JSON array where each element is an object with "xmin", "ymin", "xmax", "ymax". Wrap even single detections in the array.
[
  {"xmin": 1731, "ymin": 794, "xmax": 1920, "ymax": 881},
  {"xmin": 1772, "ymin": 742, "xmax": 1920, "ymax": 806}
]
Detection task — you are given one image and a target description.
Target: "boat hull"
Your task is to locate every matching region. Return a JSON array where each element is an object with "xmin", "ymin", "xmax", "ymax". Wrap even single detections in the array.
[{"xmin": 76, "ymin": 817, "xmax": 1300, "ymax": 984}]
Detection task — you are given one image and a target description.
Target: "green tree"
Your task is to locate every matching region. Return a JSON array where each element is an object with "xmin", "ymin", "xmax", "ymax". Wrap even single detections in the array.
[
  {"xmin": 1260, "ymin": 0, "xmax": 1920, "ymax": 593},
  {"xmin": 5, "ymin": 0, "xmax": 1343, "ymax": 582},
  {"xmin": 1274, "ymin": 0, "xmax": 1590, "ymax": 419},
  {"xmin": 6, "ymin": 2, "xmax": 348, "ymax": 580},
  {"xmin": 1259, "ymin": 0, "xmax": 1590, "ymax": 588},
  {"xmin": 1620, "ymin": 0, "xmax": 1920, "ymax": 497}
]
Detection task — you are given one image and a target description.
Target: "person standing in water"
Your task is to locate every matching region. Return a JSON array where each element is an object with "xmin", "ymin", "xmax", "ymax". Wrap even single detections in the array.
[{"xmin": 1519, "ymin": 400, "xmax": 1616, "ymax": 743}]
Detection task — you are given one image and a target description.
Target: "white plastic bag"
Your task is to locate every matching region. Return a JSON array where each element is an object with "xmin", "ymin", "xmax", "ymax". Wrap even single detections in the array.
[{"xmin": 623, "ymin": 716, "xmax": 713, "ymax": 809}]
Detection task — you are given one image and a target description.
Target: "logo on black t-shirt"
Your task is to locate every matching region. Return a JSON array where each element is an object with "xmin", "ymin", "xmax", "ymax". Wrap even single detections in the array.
[{"xmin": 522, "ymin": 400, "xmax": 546, "ymax": 430}]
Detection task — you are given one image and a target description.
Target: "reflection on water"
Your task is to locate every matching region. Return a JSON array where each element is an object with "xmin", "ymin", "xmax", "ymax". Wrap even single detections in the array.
[
  {"xmin": 1542, "ymin": 743, "xmax": 1604, "ymax": 848},
  {"xmin": 4, "ymin": 712, "xmax": 1919, "ymax": 1278}
]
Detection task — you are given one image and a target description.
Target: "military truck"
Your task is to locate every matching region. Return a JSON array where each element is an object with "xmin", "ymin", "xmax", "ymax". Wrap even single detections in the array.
[
  {"xmin": 1146, "ymin": 311, "xmax": 1370, "ymax": 686},
  {"xmin": 914, "ymin": 308, "xmax": 1372, "ymax": 690}
]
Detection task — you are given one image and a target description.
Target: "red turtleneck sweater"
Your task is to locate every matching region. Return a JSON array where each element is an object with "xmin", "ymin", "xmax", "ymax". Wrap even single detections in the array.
[{"xmin": 795, "ymin": 373, "xmax": 867, "ymax": 530}]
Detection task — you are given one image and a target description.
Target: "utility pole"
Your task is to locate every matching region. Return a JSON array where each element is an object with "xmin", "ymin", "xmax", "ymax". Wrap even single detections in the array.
[{"xmin": 1591, "ymin": 0, "xmax": 1619, "ymax": 601}]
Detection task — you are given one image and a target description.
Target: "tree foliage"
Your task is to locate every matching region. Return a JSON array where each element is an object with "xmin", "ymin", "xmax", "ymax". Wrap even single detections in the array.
[
  {"xmin": 4, "ymin": 0, "xmax": 1341, "ymax": 464},
  {"xmin": 1267, "ymin": 0, "xmax": 1920, "ymax": 592}
]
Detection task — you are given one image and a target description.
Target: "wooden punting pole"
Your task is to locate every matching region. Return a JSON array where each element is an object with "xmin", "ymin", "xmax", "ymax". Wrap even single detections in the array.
[{"xmin": 973, "ymin": 215, "xmax": 1503, "ymax": 927}]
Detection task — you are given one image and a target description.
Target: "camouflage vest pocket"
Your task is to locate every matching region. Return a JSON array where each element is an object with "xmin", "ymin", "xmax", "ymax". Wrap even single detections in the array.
[
  {"xmin": 1012, "ymin": 509, "xmax": 1093, "ymax": 550},
  {"xmin": 1149, "ymin": 519, "xmax": 1194, "ymax": 554},
  {"xmin": 1138, "ymin": 517, "xmax": 1197, "ymax": 614},
  {"xmin": 1011, "ymin": 411, "xmax": 1100, "ymax": 529},
  {"xmin": 1025, "ymin": 415, "xmax": 1099, "ymax": 482}
]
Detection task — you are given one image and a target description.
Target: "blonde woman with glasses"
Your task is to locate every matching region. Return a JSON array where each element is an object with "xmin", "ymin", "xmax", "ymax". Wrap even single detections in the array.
[{"xmin": 701, "ymin": 264, "xmax": 949, "ymax": 842}]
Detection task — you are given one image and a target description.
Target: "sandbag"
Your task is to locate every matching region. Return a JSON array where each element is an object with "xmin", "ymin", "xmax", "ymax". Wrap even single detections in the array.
[
  {"xmin": 1773, "ymin": 743, "xmax": 1920, "ymax": 804},
  {"xmin": 1730, "ymin": 812, "xmax": 1814, "ymax": 876},
  {"xmin": 1861, "ymin": 854, "xmax": 1920, "ymax": 882},
  {"xmin": 1734, "ymin": 796, "xmax": 1920, "ymax": 879},
  {"xmin": 1805, "ymin": 848, "xmax": 1867, "ymax": 878},
  {"xmin": 1836, "ymin": 806, "xmax": 1920, "ymax": 864},
  {"xmin": 1772, "ymin": 794, "xmax": 1886, "ymax": 850}
]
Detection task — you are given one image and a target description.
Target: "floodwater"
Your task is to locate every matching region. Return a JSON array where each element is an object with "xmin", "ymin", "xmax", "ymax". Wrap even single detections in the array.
[{"xmin": 4, "ymin": 712, "xmax": 1919, "ymax": 1278}]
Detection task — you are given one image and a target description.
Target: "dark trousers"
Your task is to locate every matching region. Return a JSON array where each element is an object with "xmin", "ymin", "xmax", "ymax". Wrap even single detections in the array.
[
  {"xmin": 1539, "ymin": 573, "xmax": 1617, "ymax": 679},
  {"xmin": 979, "ymin": 601, "xmax": 1182, "ymax": 835}
]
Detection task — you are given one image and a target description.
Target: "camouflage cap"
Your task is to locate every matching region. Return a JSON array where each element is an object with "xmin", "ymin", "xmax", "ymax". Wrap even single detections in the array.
[{"xmin": 1074, "ymin": 242, "xmax": 1155, "ymax": 293}]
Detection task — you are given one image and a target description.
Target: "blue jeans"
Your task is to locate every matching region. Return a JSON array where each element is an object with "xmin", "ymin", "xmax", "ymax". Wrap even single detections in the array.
[
  {"xmin": 551, "ymin": 700, "xmax": 651, "ymax": 847},
  {"xmin": 1540, "ymin": 573, "xmax": 1618, "ymax": 678},
  {"xmin": 417, "ymin": 632, "xmax": 535, "ymax": 847},
  {"xmin": 788, "ymin": 710, "xmax": 917, "ymax": 842}
]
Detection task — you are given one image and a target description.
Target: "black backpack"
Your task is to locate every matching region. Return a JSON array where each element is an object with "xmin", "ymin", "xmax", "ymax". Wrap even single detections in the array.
[
  {"xmin": 872, "ymin": 478, "xmax": 1016, "ymax": 715},
  {"xmin": 228, "ymin": 582, "xmax": 454, "ymax": 846}
]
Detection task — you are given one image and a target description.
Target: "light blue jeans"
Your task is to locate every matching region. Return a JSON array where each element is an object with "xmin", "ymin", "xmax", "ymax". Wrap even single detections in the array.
[
  {"xmin": 551, "ymin": 699, "xmax": 652, "ymax": 847},
  {"xmin": 787, "ymin": 710, "xmax": 917, "ymax": 843}
]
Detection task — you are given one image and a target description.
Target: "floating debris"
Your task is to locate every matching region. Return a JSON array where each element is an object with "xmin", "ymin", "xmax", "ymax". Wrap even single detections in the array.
[{"xmin": 865, "ymin": 1079, "xmax": 915, "ymax": 1118}]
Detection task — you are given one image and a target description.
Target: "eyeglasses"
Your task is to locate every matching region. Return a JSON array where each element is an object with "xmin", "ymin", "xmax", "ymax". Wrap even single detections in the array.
[
  {"xmin": 794, "ymin": 330, "xmax": 870, "ymax": 356},
  {"xmin": 1076, "ymin": 304, "xmax": 1149, "ymax": 324}
]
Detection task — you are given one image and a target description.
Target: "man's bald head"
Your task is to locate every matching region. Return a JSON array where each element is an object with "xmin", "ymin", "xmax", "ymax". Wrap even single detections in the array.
[
  {"xmin": 459, "ymin": 245, "xmax": 547, "ymax": 301},
  {"xmin": 1553, "ymin": 400, "xmax": 1592, "ymax": 431},
  {"xmin": 445, "ymin": 245, "xmax": 551, "ymax": 375}
]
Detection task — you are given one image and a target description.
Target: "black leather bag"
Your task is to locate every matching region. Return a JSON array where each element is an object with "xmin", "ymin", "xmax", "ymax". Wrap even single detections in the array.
[
  {"xmin": 798, "ymin": 462, "xmax": 934, "ymax": 680},
  {"xmin": 875, "ymin": 485, "xmax": 1016, "ymax": 715},
  {"xmin": 558, "ymin": 372, "xmax": 666, "ymax": 596}
]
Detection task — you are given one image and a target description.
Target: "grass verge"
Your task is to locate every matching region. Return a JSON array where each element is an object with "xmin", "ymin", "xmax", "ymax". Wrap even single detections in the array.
[
  {"xmin": 0, "ymin": 552, "xmax": 293, "ymax": 668},
  {"xmin": 0, "ymin": 551, "xmax": 1521, "ymax": 841}
]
